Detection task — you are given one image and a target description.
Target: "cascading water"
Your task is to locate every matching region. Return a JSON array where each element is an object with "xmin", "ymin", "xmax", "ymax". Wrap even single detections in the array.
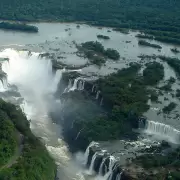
[
  {"xmin": 96, "ymin": 91, "xmax": 100, "ymax": 100},
  {"xmin": 116, "ymin": 172, "xmax": 122, "ymax": 180},
  {"xmin": 69, "ymin": 78, "xmax": 80, "ymax": 91},
  {"xmin": 0, "ymin": 48, "xmax": 85, "ymax": 180},
  {"xmin": 92, "ymin": 85, "xmax": 95, "ymax": 93},
  {"xmin": 103, "ymin": 156, "xmax": 116, "ymax": 180},
  {"xmin": 83, "ymin": 142, "xmax": 124, "ymax": 180},
  {"xmin": 99, "ymin": 157, "xmax": 107, "ymax": 176},
  {"xmin": 66, "ymin": 78, "xmax": 85, "ymax": 92},
  {"xmin": 100, "ymin": 98, "xmax": 103, "ymax": 106},
  {"xmin": 84, "ymin": 141, "xmax": 99, "ymax": 165},
  {"xmin": 89, "ymin": 152, "xmax": 98, "ymax": 175},
  {"xmin": 78, "ymin": 80, "xmax": 83, "ymax": 90},
  {"xmin": 145, "ymin": 120, "xmax": 180, "ymax": 144}
]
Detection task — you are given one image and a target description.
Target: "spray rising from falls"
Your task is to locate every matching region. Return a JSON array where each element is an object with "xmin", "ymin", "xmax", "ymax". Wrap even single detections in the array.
[
  {"xmin": 83, "ymin": 142, "xmax": 123, "ymax": 180},
  {"xmin": 0, "ymin": 49, "xmax": 62, "ymax": 95},
  {"xmin": 64, "ymin": 77, "xmax": 85, "ymax": 92},
  {"xmin": 0, "ymin": 48, "xmax": 85, "ymax": 180},
  {"xmin": 145, "ymin": 120, "xmax": 180, "ymax": 144}
]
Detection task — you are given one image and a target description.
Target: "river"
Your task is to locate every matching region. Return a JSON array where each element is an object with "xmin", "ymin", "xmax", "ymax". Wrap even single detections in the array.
[{"xmin": 0, "ymin": 22, "xmax": 180, "ymax": 180}]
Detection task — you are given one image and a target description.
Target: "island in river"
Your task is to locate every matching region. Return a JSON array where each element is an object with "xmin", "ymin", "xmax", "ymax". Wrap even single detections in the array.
[{"xmin": 0, "ymin": 0, "xmax": 180, "ymax": 179}]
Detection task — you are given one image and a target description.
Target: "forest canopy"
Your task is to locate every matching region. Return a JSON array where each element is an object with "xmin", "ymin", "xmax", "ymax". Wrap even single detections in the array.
[{"xmin": 0, "ymin": 0, "xmax": 180, "ymax": 42}]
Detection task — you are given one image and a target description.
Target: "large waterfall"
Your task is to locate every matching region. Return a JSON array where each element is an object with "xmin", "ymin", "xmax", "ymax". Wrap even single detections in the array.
[
  {"xmin": 64, "ymin": 77, "xmax": 85, "ymax": 93},
  {"xmin": 0, "ymin": 48, "xmax": 85, "ymax": 180},
  {"xmin": 145, "ymin": 120, "xmax": 180, "ymax": 144},
  {"xmin": 83, "ymin": 142, "xmax": 123, "ymax": 180}
]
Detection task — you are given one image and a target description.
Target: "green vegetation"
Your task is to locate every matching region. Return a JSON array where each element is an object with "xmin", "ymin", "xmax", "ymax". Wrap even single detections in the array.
[
  {"xmin": 0, "ymin": 0, "xmax": 179, "ymax": 44},
  {"xmin": 62, "ymin": 63, "xmax": 156, "ymax": 150},
  {"xmin": 160, "ymin": 83, "xmax": 172, "ymax": 92},
  {"xmin": 149, "ymin": 90, "xmax": 158, "ymax": 102},
  {"xmin": 138, "ymin": 40, "xmax": 162, "ymax": 49},
  {"xmin": 135, "ymin": 147, "xmax": 180, "ymax": 180},
  {"xmin": 143, "ymin": 62, "xmax": 164, "ymax": 85},
  {"xmin": 159, "ymin": 77, "xmax": 175, "ymax": 92},
  {"xmin": 0, "ymin": 99, "xmax": 56, "ymax": 180},
  {"xmin": 136, "ymin": 34, "xmax": 154, "ymax": 40},
  {"xmin": 159, "ymin": 56, "xmax": 180, "ymax": 77},
  {"xmin": 162, "ymin": 102, "xmax": 177, "ymax": 113},
  {"xmin": 113, "ymin": 28, "xmax": 129, "ymax": 34},
  {"xmin": 78, "ymin": 41, "xmax": 120, "ymax": 66},
  {"xmin": 105, "ymin": 48, "xmax": 120, "ymax": 60},
  {"xmin": 176, "ymin": 89, "xmax": 180, "ymax": 98},
  {"xmin": 143, "ymin": 30, "xmax": 180, "ymax": 45},
  {"xmin": 171, "ymin": 47, "xmax": 180, "ymax": 54},
  {"xmin": 0, "ymin": 22, "xmax": 38, "ymax": 33},
  {"xmin": 97, "ymin": 34, "xmax": 110, "ymax": 40},
  {"xmin": 0, "ymin": 110, "xmax": 17, "ymax": 168}
]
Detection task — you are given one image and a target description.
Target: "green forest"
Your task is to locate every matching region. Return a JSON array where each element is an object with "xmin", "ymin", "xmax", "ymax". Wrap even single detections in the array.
[
  {"xmin": 0, "ymin": 0, "xmax": 180, "ymax": 43},
  {"xmin": 0, "ymin": 22, "xmax": 38, "ymax": 32},
  {"xmin": 0, "ymin": 99, "xmax": 56, "ymax": 180},
  {"xmin": 62, "ymin": 62, "xmax": 165, "ymax": 150}
]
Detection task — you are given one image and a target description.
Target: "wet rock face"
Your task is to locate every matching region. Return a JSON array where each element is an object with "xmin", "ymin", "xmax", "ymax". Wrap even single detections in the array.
[{"xmin": 93, "ymin": 154, "xmax": 104, "ymax": 173}]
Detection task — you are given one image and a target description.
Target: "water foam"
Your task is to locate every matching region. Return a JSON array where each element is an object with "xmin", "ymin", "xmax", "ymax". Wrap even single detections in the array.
[
  {"xmin": 145, "ymin": 120, "xmax": 180, "ymax": 144},
  {"xmin": 0, "ymin": 48, "xmax": 85, "ymax": 180}
]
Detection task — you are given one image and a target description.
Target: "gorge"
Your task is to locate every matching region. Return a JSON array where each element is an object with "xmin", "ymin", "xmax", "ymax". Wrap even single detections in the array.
[{"xmin": 0, "ymin": 22, "xmax": 180, "ymax": 180}]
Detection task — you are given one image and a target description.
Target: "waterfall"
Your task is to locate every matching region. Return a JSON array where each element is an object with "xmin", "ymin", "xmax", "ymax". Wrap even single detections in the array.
[
  {"xmin": 51, "ymin": 69, "xmax": 64, "ymax": 93},
  {"xmin": 104, "ymin": 156, "xmax": 116, "ymax": 180},
  {"xmin": 0, "ymin": 49, "xmax": 64, "ymax": 96},
  {"xmin": 78, "ymin": 80, "xmax": 85, "ymax": 90},
  {"xmin": 99, "ymin": 157, "xmax": 107, "ymax": 176},
  {"xmin": 0, "ymin": 80, "xmax": 5, "ymax": 91},
  {"xmin": 68, "ymin": 78, "xmax": 80, "ymax": 91},
  {"xmin": 84, "ymin": 141, "xmax": 99, "ymax": 165},
  {"xmin": 116, "ymin": 172, "xmax": 122, "ymax": 180},
  {"xmin": 138, "ymin": 118, "xmax": 145, "ymax": 129},
  {"xmin": 81, "ymin": 80, "xmax": 85, "ymax": 90},
  {"xmin": 67, "ymin": 78, "xmax": 85, "ymax": 92},
  {"xmin": 92, "ymin": 85, "xmax": 95, "ymax": 93},
  {"xmin": 145, "ymin": 120, "xmax": 180, "ymax": 144},
  {"xmin": 63, "ymin": 79, "xmax": 73, "ymax": 93},
  {"xmin": 89, "ymin": 152, "xmax": 98, "ymax": 174},
  {"xmin": 96, "ymin": 91, "xmax": 100, "ymax": 100},
  {"xmin": 0, "ymin": 76, "xmax": 8, "ymax": 90},
  {"xmin": 100, "ymin": 98, "xmax": 103, "ymax": 106}
]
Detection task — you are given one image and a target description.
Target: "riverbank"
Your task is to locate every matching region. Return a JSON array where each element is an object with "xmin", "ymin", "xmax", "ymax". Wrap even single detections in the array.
[{"xmin": 0, "ymin": 99, "xmax": 56, "ymax": 180}]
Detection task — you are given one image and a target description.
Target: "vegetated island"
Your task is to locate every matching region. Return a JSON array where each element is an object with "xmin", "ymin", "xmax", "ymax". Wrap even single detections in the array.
[
  {"xmin": 0, "ymin": 22, "xmax": 38, "ymax": 33},
  {"xmin": 159, "ymin": 56, "xmax": 180, "ymax": 77},
  {"xmin": 97, "ymin": 34, "xmax": 110, "ymax": 40},
  {"xmin": 58, "ymin": 60, "xmax": 180, "ymax": 179},
  {"xmin": 138, "ymin": 40, "xmax": 162, "ymax": 49},
  {"xmin": 61, "ymin": 61, "xmax": 165, "ymax": 149},
  {"xmin": 171, "ymin": 47, "xmax": 180, "ymax": 54},
  {"xmin": 0, "ymin": 99, "xmax": 56, "ymax": 180},
  {"xmin": 135, "ymin": 34, "xmax": 154, "ymax": 40},
  {"xmin": 162, "ymin": 102, "xmax": 177, "ymax": 114},
  {"xmin": 77, "ymin": 41, "xmax": 120, "ymax": 66}
]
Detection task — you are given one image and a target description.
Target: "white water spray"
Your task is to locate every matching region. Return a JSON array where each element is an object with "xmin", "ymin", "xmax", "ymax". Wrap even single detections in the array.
[
  {"xmin": 103, "ymin": 156, "xmax": 116, "ymax": 180},
  {"xmin": 92, "ymin": 85, "xmax": 95, "ymax": 93},
  {"xmin": 99, "ymin": 157, "xmax": 107, "ymax": 176},
  {"xmin": 84, "ymin": 141, "xmax": 99, "ymax": 165},
  {"xmin": 89, "ymin": 152, "xmax": 98, "ymax": 175},
  {"xmin": 145, "ymin": 120, "xmax": 180, "ymax": 144},
  {"xmin": 96, "ymin": 91, "xmax": 100, "ymax": 100},
  {"xmin": 0, "ymin": 48, "xmax": 85, "ymax": 180}
]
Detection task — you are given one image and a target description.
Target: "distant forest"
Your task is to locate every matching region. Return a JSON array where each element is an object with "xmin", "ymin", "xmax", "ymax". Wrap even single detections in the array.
[{"xmin": 0, "ymin": 0, "xmax": 180, "ymax": 43}]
